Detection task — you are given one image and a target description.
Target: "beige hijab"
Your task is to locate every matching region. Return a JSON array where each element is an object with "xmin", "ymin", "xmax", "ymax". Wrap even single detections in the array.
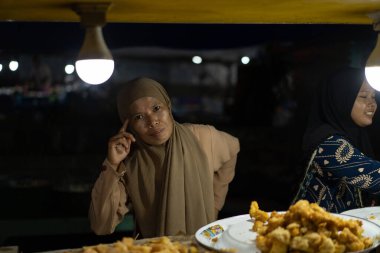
[{"xmin": 117, "ymin": 77, "xmax": 215, "ymax": 238}]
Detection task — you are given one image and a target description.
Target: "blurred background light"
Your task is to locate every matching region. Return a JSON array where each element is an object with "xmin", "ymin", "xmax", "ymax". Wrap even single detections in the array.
[
  {"xmin": 9, "ymin": 60, "xmax": 18, "ymax": 71},
  {"xmin": 241, "ymin": 56, "xmax": 250, "ymax": 64},
  {"xmin": 192, "ymin": 55, "xmax": 202, "ymax": 64},
  {"xmin": 64, "ymin": 64, "xmax": 75, "ymax": 75}
]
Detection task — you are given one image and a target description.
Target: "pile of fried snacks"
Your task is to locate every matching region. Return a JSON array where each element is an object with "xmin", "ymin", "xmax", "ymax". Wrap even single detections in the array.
[
  {"xmin": 249, "ymin": 200, "xmax": 374, "ymax": 253},
  {"xmin": 73, "ymin": 236, "xmax": 212, "ymax": 253}
]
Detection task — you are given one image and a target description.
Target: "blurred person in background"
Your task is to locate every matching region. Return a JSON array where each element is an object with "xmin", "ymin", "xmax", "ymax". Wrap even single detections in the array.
[{"xmin": 28, "ymin": 55, "xmax": 52, "ymax": 92}]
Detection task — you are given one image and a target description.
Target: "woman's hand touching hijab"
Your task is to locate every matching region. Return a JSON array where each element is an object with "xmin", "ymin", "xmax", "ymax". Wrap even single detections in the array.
[{"xmin": 107, "ymin": 119, "xmax": 136, "ymax": 168}]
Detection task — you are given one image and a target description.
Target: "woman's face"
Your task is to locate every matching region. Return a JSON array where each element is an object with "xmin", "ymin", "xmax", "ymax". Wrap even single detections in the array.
[
  {"xmin": 351, "ymin": 81, "xmax": 377, "ymax": 127},
  {"xmin": 129, "ymin": 97, "xmax": 174, "ymax": 145}
]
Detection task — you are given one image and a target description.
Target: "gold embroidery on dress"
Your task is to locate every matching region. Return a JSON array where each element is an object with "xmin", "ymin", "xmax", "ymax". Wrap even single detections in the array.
[
  {"xmin": 317, "ymin": 186, "xmax": 326, "ymax": 203},
  {"xmin": 335, "ymin": 138, "xmax": 354, "ymax": 164},
  {"xmin": 313, "ymin": 162, "xmax": 323, "ymax": 176},
  {"xmin": 336, "ymin": 181, "xmax": 346, "ymax": 198},
  {"xmin": 349, "ymin": 174, "xmax": 372, "ymax": 189}
]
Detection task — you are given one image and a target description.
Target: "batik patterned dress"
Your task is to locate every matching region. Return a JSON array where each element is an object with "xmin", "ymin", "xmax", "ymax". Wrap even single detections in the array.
[{"xmin": 294, "ymin": 134, "xmax": 380, "ymax": 213}]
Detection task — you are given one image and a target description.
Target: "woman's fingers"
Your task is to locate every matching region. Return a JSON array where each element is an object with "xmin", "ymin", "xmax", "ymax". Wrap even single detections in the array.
[
  {"xmin": 110, "ymin": 135, "xmax": 134, "ymax": 153},
  {"xmin": 125, "ymin": 132, "xmax": 136, "ymax": 142},
  {"xmin": 116, "ymin": 119, "xmax": 136, "ymax": 142},
  {"xmin": 115, "ymin": 143, "xmax": 125, "ymax": 153},
  {"xmin": 117, "ymin": 137, "xmax": 129, "ymax": 149},
  {"xmin": 119, "ymin": 119, "xmax": 129, "ymax": 133},
  {"xmin": 110, "ymin": 132, "xmax": 135, "ymax": 144},
  {"xmin": 107, "ymin": 120, "xmax": 133, "ymax": 164},
  {"xmin": 108, "ymin": 119, "xmax": 136, "ymax": 157}
]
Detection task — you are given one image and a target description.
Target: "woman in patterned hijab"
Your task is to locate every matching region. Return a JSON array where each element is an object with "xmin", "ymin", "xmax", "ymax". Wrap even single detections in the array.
[
  {"xmin": 302, "ymin": 67, "xmax": 374, "ymax": 159},
  {"xmin": 293, "ymin": 67, "xmax": 379, "ymax": 212},
  {"xmin": 89, "ymin": 77, "xmax": 240, "ymax": 238}
]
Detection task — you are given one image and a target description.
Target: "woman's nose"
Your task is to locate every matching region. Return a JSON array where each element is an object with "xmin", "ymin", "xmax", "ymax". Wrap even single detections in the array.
[
  {"xmin": 367, "ymin": 98, "xmax": 377, "ymax": 108},
  {"xmin": 147, "ymin": 117, "xmax": 159, "ymax": 128}
]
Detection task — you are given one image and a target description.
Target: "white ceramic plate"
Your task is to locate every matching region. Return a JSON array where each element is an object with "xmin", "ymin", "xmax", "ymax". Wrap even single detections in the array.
[
  {"xmin": 342, "ymin": 207, "xmax": 380, "ymax": 226},
  {"xmin": 195, "ymin": 213, "xmax": 380, "ymax": 253},
  {"xmin": 195, "ymin": 214, "xmax": 257, "ymax": 252}
]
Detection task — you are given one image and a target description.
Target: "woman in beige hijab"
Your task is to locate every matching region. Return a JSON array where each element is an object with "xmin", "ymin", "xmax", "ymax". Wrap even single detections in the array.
[{"xmin": 89, "ymin": 77, "xmax": 240, "ymax": 238}]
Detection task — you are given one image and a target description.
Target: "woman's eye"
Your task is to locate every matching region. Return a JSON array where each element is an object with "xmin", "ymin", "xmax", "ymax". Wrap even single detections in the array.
[
  {"xmin": 153, "ymin": 105, "xmax": 161, "ymax": 112},
  {"xmin": 134, "ymin": 115, "xmax": 144, "ymax": 120}
]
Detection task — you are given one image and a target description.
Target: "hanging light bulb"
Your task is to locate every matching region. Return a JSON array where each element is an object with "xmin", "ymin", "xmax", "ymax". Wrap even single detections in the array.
[
  {"xmin": 75, "ymin": 26, "xmax": 114, "ymax": 85},
  {"xmin": 365, "ymin": 12, "xmax": 380, "ymax": 91},
  {"xmin": 72, "ymin": 2, "xmax": 114, "ymax": 85}
]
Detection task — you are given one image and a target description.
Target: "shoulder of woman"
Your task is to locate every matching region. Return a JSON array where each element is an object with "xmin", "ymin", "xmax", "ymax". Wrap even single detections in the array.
[
  {"xmin": 183, "ymin": 123, "xmax": 229, "ymax": 138},
  {"xmin": 315, "ymin": 134, "xmax": 357, "ymax": 160},
  {"xmin": 183, "ymin": 123, "xmax": 240, "ymax": 152},
  {"xmin": 321, "ymin": 134, "xmax": 351, "ymax": 144},
  {"xmin": 183, "ymin": 123, "xmax": 213, "ymax": 133}
]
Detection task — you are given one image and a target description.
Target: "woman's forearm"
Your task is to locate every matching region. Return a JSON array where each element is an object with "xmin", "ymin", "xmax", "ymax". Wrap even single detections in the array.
[{"xmin": 89, "ymin": 161, "xmax": 129, "ymax": 235}]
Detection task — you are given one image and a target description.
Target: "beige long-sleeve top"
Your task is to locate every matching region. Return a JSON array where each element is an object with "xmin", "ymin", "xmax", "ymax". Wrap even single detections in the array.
[{"xmin": 89, "ymin": 124, "xmax": 240, "ymax": 235}]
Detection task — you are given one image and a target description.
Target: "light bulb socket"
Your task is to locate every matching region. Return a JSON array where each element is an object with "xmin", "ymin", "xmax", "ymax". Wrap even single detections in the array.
[
  {"xmin": 368, "ymin": 11, "xmax": 380, "ymax": 31},
  {"xmin": 72, "ymin": 2, "xmax": 111, "ymax": 27},
  {"xmin": 73, "ymin": 2, "xmax": 113, "ymax": 60}
]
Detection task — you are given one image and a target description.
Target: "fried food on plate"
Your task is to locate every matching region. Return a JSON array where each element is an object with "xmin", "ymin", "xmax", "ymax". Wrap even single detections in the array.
[
  {"xmin": 249, "ymin": 200, "xmax": 373, "ymax": 253},
  {"xmin": 66, "ymin": 236, "xmax": 205, "ymax": 253}
]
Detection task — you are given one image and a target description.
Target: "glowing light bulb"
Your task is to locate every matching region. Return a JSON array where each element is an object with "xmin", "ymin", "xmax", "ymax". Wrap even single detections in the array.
[
  {"xmin": 75, "ymin": 26, "xmax": 114, "ymax": 85},
  {"xmin": 75, "ymin": 59, "xmax": 114, "ymax": 85},
  {"xmin": 365, "ymin": 13, "xmax": 380, "ymax": 91},
  {"xmin": 365, "ymin": 33, "xmax": 380, "ymax": 91}
]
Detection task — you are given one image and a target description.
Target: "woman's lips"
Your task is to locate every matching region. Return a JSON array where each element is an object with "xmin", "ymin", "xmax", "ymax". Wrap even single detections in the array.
[{"xmin": 149, "ymin": 128, "xmax": 164, "ymax": 137}]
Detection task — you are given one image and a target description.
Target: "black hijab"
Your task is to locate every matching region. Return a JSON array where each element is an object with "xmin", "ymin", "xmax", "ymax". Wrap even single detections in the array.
[{"xmin": 302, "ymin": 67, "xmax": 374, "ymax": 159}]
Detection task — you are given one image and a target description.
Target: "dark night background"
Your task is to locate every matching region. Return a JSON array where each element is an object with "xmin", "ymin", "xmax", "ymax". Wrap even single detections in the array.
[{"xmin": 0, "ymin": 22, "xmax": 380, "ymax": 252}]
